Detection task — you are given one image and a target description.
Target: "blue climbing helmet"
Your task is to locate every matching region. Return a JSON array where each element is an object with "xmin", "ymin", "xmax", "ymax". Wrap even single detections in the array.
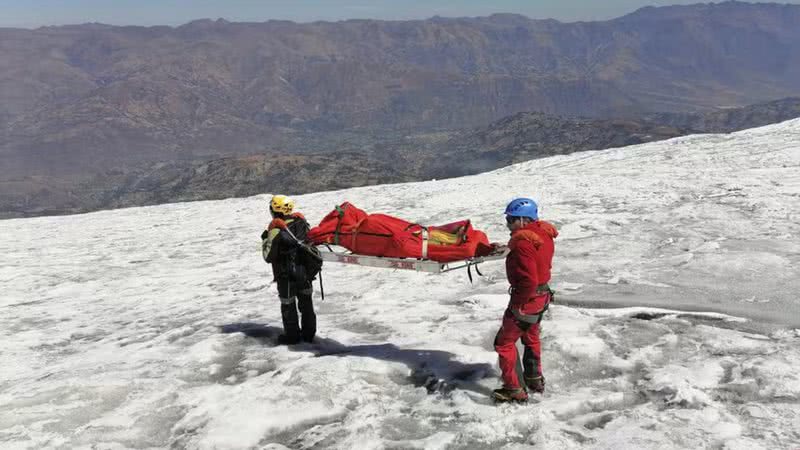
[{"xmin": 505, "ymin": 198, "xmax": 538, "ymax": 220}]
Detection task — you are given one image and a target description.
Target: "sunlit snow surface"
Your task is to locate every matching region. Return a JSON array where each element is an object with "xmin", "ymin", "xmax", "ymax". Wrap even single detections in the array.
[{"xmin": 2, "ymin": 120, "xmax": 800, "ymax": 449}]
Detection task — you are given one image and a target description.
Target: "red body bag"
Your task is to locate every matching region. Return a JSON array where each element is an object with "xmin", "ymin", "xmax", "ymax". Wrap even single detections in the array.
[{"xmin": 307, "ymin": 202, "xmax": 493, "ymax": 263}]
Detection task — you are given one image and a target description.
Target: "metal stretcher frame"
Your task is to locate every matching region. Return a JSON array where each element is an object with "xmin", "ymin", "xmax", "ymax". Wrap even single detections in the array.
[{"xmin": 316, "ymin": 244, "xmax": 509, "ymax": 274}]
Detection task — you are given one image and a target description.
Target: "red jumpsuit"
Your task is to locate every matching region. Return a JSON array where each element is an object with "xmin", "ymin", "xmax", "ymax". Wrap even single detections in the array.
[{"xmin": 495, "ymin": 220, "xmax": 558, "ymax": 390}]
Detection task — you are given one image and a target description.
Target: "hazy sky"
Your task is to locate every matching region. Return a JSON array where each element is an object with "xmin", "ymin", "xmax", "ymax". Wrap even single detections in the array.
[{"xmin": 2, "ymin": 0, "xmax": 800, "ymax": 28}]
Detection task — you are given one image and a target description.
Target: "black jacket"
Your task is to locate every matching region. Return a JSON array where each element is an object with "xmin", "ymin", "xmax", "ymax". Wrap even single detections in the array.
[{"xmin": 261, "ymin": 214, "xmax": 310, "ymax": 281}]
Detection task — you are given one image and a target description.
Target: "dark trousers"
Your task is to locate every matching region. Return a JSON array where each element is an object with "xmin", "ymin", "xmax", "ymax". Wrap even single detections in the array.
[{"xmin": 277, "ymin": 278, "xmax": 316, "ymax": 341}]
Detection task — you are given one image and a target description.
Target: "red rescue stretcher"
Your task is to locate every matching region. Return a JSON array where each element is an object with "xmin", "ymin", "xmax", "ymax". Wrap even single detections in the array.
[{"xmin": 308, "ymin": 202, "xmax": 508, "ymax": 277}]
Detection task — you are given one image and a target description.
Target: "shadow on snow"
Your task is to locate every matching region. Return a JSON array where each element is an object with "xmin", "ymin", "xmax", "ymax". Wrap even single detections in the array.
[{"xmin": 219, "ymin": 322, "xmax": 496, "ymax": 397}]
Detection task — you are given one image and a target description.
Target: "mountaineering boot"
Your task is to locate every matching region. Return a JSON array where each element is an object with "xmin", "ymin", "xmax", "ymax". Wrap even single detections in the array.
[
  {"xmin": 525, "ymin": 375, "xmax": 545, "ymax": 394},
  {"xmin": 277, "ymin": 334, "xmax": 301, "ymax": 345},
  {"xmin": 492, "ymin": 387, "xmax": 528, "ymax": 403}
]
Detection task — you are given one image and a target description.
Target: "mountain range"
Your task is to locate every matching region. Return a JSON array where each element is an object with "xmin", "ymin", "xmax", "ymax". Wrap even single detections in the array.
[{"xmin": 2, "ymin": 2, "xmax": 800, "ymax": 217}]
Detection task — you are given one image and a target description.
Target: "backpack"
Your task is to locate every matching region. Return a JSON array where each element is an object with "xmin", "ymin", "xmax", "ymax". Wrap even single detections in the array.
[
  {"xmin": 297, "ymin": 244, "xmax": 323, "ymax": 281},
  {"xmin": 287, "ymin": 217, "xmax": 322, "ymax": 281}
]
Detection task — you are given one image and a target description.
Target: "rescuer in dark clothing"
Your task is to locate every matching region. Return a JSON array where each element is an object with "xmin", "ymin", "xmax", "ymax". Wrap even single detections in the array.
[{"xmin": 261, "ymin": 194, "xmax": 316, "ymax": 344}]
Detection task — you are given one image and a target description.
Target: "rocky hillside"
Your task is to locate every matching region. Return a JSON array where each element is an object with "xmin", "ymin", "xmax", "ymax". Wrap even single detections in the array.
[
  {"xmin": 3, "ymin": 2, "xmax": 800, "ymax": 177},
  {"xmin": 0, "ymin": 153, "xmax": 416, "ymax": 218},
  {"xmin": 427, "ymin": 115, "xmax": 683, "ymax": 178},
  {"xmin": 429, "ymin": 96, "xmax": 800, "ymax": 177},
  {"xmin": 644, "ymin": 97, "xmax": 800, "ymax": 133},
  {"xmin": 5, "ymin": 97, "xmax": 800, "ymax": 218}
]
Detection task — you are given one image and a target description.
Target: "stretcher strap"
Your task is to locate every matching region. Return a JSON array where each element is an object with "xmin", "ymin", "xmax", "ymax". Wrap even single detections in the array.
[
  {"xmin": 334, "ymin": 205, "xmax": 345, "ymax": 246},
  {"xmin": 421, "ymin": 227, "xmax": 429, "ymax": 259},
  {"xmin": 467, "ymin": 262, "xmax": 484, "ymax": 284},
  {"xmin": 351, "ymin": 217, "xmax": 367, "ymax": 254},
  {"xmin": 403, "ymin": 223, "xmax": 430, "ymax": 260}
]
